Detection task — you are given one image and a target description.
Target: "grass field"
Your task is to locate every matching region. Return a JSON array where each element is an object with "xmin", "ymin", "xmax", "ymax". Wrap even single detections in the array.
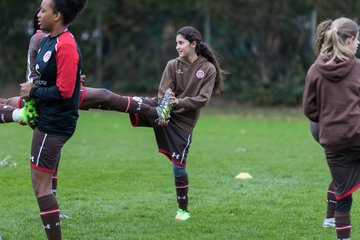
[{"xmin": 0, "ymin": 109, "xmax": 357, "ymax": 239}]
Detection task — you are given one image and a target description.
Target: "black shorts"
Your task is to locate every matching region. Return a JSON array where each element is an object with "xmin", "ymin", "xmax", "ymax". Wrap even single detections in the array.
[
  {"xmin": 30, "ymin": 127, "xmax": 69, "ymax": 173},
  {"xmin": 325, "ymin": 146, "xmax": 360, "ymax": 200},
  {"xmin": 129, "ymin": 97, "xmax": 192, "ymax": 167}
]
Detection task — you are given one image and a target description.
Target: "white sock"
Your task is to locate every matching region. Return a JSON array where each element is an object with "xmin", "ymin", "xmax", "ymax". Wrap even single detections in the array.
[{"xmin": 12, "ymin": 109, "xmax": 20, "ymax": 122}]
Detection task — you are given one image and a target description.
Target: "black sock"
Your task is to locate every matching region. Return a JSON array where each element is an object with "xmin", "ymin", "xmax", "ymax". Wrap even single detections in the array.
[
  {"xmin": 52, "ymin": 162, "xmax": 60, "ymax": 196},
  {"xmin": 326, "ymin": 181, "xmax": 336, "ymax": 218},
  {"xmin": 335, "ymin": 211, "xmax": 351, "ymax": 239},
  {"xmin": 175, "ymin": 175, "xmax": 189, "ymax": 212},
  {"xmin": 37, "ymin": 194, "xmax": 61, "ymax": 240},
  {"xmin": 52, "ymin": 175, "xmax": 58, "ymax": 196},
  {"xmin": 110, "ymin": 95, "xmax": 158, "ymax": 118}
]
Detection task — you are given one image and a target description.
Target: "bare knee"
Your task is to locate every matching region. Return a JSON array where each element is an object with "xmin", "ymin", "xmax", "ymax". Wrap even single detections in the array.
[{"xmin": 31, "ymin": 169, "xmax": 53, "ymax": 198}]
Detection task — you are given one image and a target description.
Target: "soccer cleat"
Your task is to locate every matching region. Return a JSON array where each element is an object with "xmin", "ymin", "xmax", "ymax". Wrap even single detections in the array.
[
  {"xmin": 24, "ymin": 99, "xmax": 39, "ymax": 128},
  {"xmin": 322, "ymin": 217, "xmax": 335, "ymax": 228},
  {"xmin": 60, "ymin": 213, "xmax": 71, "ymax": 220},
  {"xmin": 175, "ymin": 208, "xmax": 190, "ymax": 221},
  {"xmin": 156, "ymin": 88, "xmax": 172, "ymax": 121}
]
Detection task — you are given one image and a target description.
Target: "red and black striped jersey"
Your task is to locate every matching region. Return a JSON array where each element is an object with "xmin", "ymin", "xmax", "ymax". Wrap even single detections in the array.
[{"xmin": 30, "ymin": 30, "xmax": 82, "ymax": 137}]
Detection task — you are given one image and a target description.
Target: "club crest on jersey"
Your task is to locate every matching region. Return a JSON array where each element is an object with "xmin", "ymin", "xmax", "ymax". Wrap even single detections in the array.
[
  {"xmin": 43, "ymin": 51, "xmax": 52, "ymax": 63},
  {"xmin": 196, "ymin": 69, "xmax": 205, "ymax": 79}
]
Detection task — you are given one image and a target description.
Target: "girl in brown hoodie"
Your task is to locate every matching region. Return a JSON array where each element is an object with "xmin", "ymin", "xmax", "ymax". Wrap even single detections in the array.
[
  {"xmin": 129, "ymin": 26, "xmax": 224, "ymax": 221},
  {"xmin": 303, "ymin": 17, "xmax": 360, "ymax": 240}
]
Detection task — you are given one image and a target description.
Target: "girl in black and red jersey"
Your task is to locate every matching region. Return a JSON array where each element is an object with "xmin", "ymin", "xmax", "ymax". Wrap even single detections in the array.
[
  {"xmin": 129, "ymin": 26, "xmax": 224, "ymax": 221},
  {"xmin": 2, "ymin": 8, "xmax": 171, "ymax": 224},
  {"xmin": 19, "ymin": 0, "xmax": 87, "ymax": 239},
  {"xmin": 5, "ymin": 8, "xmax": 170, "ymax": 124}
]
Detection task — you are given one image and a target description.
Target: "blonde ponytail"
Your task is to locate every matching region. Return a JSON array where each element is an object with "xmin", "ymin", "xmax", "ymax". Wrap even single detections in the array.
[{"xmin": 320, "ymin": 17, "xmax": 359, "ymax": 63}]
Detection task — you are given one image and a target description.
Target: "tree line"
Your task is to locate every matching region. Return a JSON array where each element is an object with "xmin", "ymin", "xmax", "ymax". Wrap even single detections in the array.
[{"xmin": 1, "ymin": 0, "xmax": 360, "ymax": 105}]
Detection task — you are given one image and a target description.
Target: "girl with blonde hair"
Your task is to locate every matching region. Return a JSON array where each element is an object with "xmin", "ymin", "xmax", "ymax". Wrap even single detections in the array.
[{"xmin": 303, "ymin": 17, "xmax": 360, "ymax": 240}]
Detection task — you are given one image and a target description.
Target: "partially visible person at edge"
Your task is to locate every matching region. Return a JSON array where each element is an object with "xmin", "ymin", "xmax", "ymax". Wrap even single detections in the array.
[
  {"xmin": 0, "ymin": 9, "xmax": 42, "ymax": 126},
  {"xmin": 303, "ymin": 17, "xmax": 360, "ymax": 240},
  {"xmin": 309, "ymin": 19, "xmax": 337, "ymax": 229},
  {"xmin": 129, "ymin": 26, "xmax": 224, "ymax": 221},
  {"xmin": 19, "ymin": 0, "xmax": 87, "ymax": 239}
]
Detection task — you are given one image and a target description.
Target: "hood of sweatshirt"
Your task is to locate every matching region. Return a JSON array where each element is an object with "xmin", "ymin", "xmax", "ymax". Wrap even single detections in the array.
[
  {"xmin": 315, "ymin": 55, "xmax": 356, "ymax": 82},
  {"xmin": 177, "ymin": 56, "xmax": 208, "ymax": 66}
]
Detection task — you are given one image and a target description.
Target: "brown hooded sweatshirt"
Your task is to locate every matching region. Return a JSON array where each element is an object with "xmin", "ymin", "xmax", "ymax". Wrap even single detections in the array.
[
  {"xmin": 303, "ymin": 55, "xmax": 360, "ymax": 151},
  {"xmin": 158, "ymin": 56, "xmax": 216, "ymax": 133}
]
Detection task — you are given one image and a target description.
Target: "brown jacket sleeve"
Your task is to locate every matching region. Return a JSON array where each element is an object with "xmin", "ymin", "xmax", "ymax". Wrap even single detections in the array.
[
  {"xmin": 158, "ymin": 61, "xmax": 176, "ymax": 101},
  {"xmin": 303, "ymin": 67, "xmax": 319, "ymax": 122}
]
